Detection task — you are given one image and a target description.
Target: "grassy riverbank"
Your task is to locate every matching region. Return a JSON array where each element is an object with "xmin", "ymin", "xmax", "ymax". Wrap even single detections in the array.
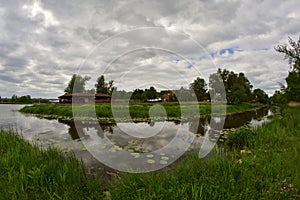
[
  {"xmin": 0, "ymin": 130, "xmax": 104, "ymax": 199},
  {"xmin": 2, "ymin": 106, "xmax": 299, "ymax": 199},
  {"xmin": 19, "ymin": 102, "xmax": 263, "ymax": 121},
  {"xmin": 109, "ymin": 106, "xmax": 300, "ymax": 199}
]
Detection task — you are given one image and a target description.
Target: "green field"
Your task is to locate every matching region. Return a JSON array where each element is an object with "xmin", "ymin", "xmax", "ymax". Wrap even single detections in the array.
[
  {"xmin": 1, "ymin": 106, "xmax": 300, "ymax": 199},
  {"xmin": 19, "ymin": 102, "xmax": 263, "ymax": 122}
]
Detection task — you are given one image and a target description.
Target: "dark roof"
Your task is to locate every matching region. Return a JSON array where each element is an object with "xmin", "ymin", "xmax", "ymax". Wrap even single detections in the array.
[{"xmin": 58, "ymin": 93, "xmax": 111, "ymax": 98}]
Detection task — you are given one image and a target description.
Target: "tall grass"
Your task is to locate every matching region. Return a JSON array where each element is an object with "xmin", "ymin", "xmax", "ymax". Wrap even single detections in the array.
[
  {"xmin": 0, "ymin": 130, "xmax": 104, "ymax": 199},
  {"xmin": 109, "ymin": 106, "xmax": 300, "ymax": 199}
]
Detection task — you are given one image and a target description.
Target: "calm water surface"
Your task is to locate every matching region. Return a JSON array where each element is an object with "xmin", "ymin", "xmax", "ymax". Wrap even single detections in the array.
[{"xmin": 0, "ymin": 104, "xmax": 272, "ymax": 172}]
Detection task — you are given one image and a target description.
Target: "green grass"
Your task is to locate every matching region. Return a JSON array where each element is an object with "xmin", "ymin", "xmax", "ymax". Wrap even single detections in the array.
[
  {"xmin": 19, "ymin": 102, "xmax": 263, "ymax": 121},
  {"xmin": 1, "ymin": 106, "xmax": 300, "ymax": 199},
  {"xmin": 108, "ymin": 106, "xmax": 300, "ymax": 199},
  {"xmin": 0, "ymin": 130, "xmax": 104, "ymax": 199}
]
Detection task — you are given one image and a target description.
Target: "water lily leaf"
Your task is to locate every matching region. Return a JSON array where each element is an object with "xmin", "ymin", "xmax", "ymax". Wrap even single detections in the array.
[
  {"xmin": 146, "ymin": 154, "xmax": 154, "ymax": 158},
  {"xmin": 161, "ymin": 156, "xmax": 169, "ymax": 161},
  {"xmin": 160, "ymin": 160, "xmax": 168, "ymax": 165},
  {"xmin": 130, "ymin": 153, "xmax": 140, "ymax": 158},
  {"xmin": 147, "ymin": 159, "xmax": 155, "ymax": 164}
]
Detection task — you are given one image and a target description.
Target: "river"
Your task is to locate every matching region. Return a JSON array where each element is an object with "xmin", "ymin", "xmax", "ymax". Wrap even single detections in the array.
[{"xmin": 0, "ymin": 104, "xmax": 272, "ymax": 173}]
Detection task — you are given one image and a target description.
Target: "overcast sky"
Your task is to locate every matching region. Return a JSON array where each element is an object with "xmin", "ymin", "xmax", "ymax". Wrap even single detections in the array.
[{"xmin": 0, "ymin": 0, "xmax": 299, "ymax": 98}]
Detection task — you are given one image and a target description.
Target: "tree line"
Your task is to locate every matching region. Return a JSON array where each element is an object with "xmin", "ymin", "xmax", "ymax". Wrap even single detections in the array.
[
  {"xmin": 65, "ymin": 70, "xmax": 269, "ymax": 104},
  {"xmin": 0, "ymin": 95, "xmax": 49, "ymax": 104}
]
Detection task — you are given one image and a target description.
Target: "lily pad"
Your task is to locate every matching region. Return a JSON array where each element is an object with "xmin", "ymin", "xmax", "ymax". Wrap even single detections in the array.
[
  {"xmin": 161, "ymin": 156, "xmax": 169, "ymax": 161},
  {"xmin": 160, "ymin": 160, "xmax": 168, "ymax": 165},
  {"xmin": 147, "ymin": 159, "xmax": 155, "ymax": 164},
  {"xmin": 130, "ymin": 153, "xmax": 140, "ymax": 158},
  {"xmin": 146, "ymin": 154, "xmax": 154, "ymax": 158}
]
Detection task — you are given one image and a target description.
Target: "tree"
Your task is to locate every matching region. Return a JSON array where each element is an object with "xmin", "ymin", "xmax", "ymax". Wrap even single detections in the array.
[
  {"xmin": 131, "ymin": 89, "xmax": 144, "ymax": 100},
  {"xmin": 11, "ymin": 94, "xmax": 17, "ymax": 103},
  {"xmin": 95, "ymin": 75, "xmax": 108, "ymax": 94},
  {"xmin": 271, "ymin": 90, "xmax": 287, "ymax": 104},
  {"xmin": 190, "ymin": 77, "xmax": 208, "ymax": 101},
  {"xmin": 253, "ymin": 88, "xmax": 268, "ymax": 103},
  {"xmin": 275, "ymin": 36, "xmax": 300, "ymax": 72},
  {"xmin": 64, "ymin": 74, "xmax": 91, "ymax": 93},
  {"xmin": 95, "ymin": 75, "xmax": 116, "ymax": 95},
  {"xmin": 144, "ymin": 86, "xmax": 158, "ymax": 100},
  {"xmin": 209, "ymin": 68, "xmax": 253, "ymax": 104},
  {"xmin": 275, "ymin": 36, "xmax": 300, "ymax": 101}
]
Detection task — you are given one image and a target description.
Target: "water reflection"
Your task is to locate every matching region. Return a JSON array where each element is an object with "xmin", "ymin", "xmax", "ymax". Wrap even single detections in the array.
[
  {"xmin": 60, "ymin": 107, "xmax": 270, "ymax": 137},
  {"xmin": 57, "ymin": 107, "xmax": 270, "ymax": 153},
  {"xmin": 0, "ymin": 104, "xmax": 271, "ymax": 172}
]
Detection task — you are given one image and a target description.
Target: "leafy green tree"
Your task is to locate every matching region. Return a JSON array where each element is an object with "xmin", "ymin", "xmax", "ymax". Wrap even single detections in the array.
[
  {"xmin": 253, "ymin": 88, "xmax": 268, "ymax": 103},
  {"xmin": 95, "ymin": 75, "xmax": 116, "ymax": 95},
  {"xmin": 271, "ymin": 90, "xmax": 287, "ymax": 104},
  {"xmin": 209, "ymin": 68, "xmax": 252, "ymax": 104},
  {"xmin": 275, "ymin": 36, "xmax": 300, "ymax": 101},
  {"xmin": 16, "ymin": 95, "xmax": 32, "ymax": 104},
  {"xmin": 131, "ymin": 89, "xmax": 144, "ymax": 100},
  {"xmin": 64, "ymin": 74, "xmax": 91, "ymax": 93},
  {"xmin": 144, "ymin": 86, "xmax": 158, "ymax": 99},
  {"xmin": 190, "ymin": 77, "xmax": 208, "ymax": 101},
  {"xmin": 95, "ymin": 75, "xmax": 107, "ymax": 94},
  {"xmin": 285, "ymin": 71, "xmax": 300, "ymax": 101}
]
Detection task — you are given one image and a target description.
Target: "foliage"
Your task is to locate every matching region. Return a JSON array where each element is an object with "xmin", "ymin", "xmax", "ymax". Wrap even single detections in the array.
[
  {"xmin": 130, "ymin": 87, "xmax": 159, "ymax": 101},
  {"xmin": 252, "ymin": 88, "xmax": 268, "ymax": 103},
  {"xmin": 209, "ymin": 68, "xmax": 252, "ymax": 104},
  {"xmin": 95, "ymin": 75, "xmax": 116, "ymax": 95},
  {"xmin": 189, "ymin": 77, "xmax": 208, "ymax": 101},
  {"xmin": 64, "ymin": 74, "xmax": 91, "ymax": 94},
  {"xmin": 143, "ymin": 86, "xmax": 158, "ymax": 99},
  {"xmin": 285, "ymin": 71, "xmax": 300, "ymax": 101},
  {"xmin": 275, "ymin": 36, "xmax": 300, "ymax": 72},
  {"xmin": 275, "ymin": 36, "xmax": 300, "ymax": 101},
  {"xmin": 131, "ymin": 89, "xmax": 145, "ymax": 100},
  {"xmin": 271, "ymin": 90, "xmax": 288, "ymax": 104}
]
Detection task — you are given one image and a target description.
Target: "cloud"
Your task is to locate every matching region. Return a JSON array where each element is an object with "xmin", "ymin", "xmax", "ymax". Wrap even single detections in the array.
[{"xmin": 0, "ymin": 0, "xmax": 299, "ymax": 97}]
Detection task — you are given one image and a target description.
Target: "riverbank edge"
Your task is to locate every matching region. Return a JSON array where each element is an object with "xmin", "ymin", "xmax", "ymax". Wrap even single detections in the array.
[
  {"xmin": 1, "ymin": 106, "xmax": 300, "ymax": 199},
  {"xmin": 19, "ymin": 103, "xmax": 266, "ymax": 124}
]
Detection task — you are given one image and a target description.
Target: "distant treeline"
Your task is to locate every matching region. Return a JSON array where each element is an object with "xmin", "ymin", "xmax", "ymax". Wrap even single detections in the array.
[
  {"xmin": 65, "ymin": 68, "xmax": 270, "ymax": 105},
  {"xmin": 0, "ymin": 95, "xmax": 50, "ymax": 104}
]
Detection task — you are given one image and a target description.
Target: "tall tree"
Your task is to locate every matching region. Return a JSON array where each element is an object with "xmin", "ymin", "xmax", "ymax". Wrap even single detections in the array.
[
  {"xmin": 95, "ymin": 75, "xmax": 116, "ymax": 95},
  {"xmin": 95, "ymin": 75, "xmax": 108, "ymax": 94},
  {"xmin": 64, "ymin": 74, "xmax": 91, "ymax": 93},
  {"xmin": 275, "ymin": 36, "xmax": 300, "ymax": 101},
  {"xmin": 190, "ymin": 77, "xmax": 208, "ymax": 101}
]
